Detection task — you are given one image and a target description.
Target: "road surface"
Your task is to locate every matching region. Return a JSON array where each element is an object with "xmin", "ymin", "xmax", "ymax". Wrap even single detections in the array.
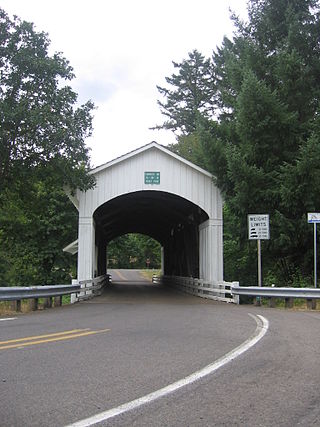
[{"xmin": 0, "ymin": 270, "xmax": 320, "ymax": 426}]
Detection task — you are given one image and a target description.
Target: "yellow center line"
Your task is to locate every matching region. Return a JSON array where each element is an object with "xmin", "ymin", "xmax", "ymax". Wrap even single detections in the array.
[
  {"xmin": 115, "ymin": 270, "xmax": 127, "ymax": 281},
  {"xmin": 0, "ymin": 329, "xmax": 110, "ymax": 350},
  {"xmin": 0, "ymin": 329, "xmax": 89, "ymax": 345}
]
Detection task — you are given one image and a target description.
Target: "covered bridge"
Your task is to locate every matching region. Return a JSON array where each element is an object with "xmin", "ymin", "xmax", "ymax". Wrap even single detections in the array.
[{"xmin": 64, "ymin": 142, "xmax": 224, "ymax": 283}]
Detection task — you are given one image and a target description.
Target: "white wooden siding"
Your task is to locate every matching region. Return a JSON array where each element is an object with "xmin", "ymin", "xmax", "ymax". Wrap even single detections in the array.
[
  {"xmin": 75, "ymin": 142, "xmax": 224, "ymax": 282},
  {"xmin": 77, "ymin": 146, "xmax": 222, "ymax": 220}
]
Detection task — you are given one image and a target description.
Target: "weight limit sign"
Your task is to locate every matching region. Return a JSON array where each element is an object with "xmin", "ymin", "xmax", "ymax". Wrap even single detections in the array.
[{"xmin": 248, "ymin": 214, "xmax": 270, "ymax": 240}]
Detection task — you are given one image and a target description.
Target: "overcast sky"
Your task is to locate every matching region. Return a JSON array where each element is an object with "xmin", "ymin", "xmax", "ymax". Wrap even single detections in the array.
[{"xmin": 1, "ymin": 0, "xmax": 248, "ymax": 167}]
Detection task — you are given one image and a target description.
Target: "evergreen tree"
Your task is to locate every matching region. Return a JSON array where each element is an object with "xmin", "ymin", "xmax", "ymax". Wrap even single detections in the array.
[
  {"xmin": 208, "ymin": 0, "xmax": 320, "ymax": 282},
  {"xmin": 156, "ymin": 0, "xmax": 320, "ymax": 284},
  {"xmin": 167, "ymin": 132, "xmax": 207, "ymax": 170},
  {"xmin": 152, "ymin": 50, "xmax": 216, "ymax": 135}
]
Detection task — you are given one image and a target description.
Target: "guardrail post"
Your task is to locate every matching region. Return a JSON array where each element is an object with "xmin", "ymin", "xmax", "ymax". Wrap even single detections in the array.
[
  {"xmin": 29, "ymin": 298, "xmax": 38, "ymax": 311},
  {"xmin": 254, "ymin": 297, "xmax": 261, "ymax": 306},
  {"xmin": 43, "ymin": 297, "xmax": 52, "ymax": 309},
  {"xmin": 306, "ymin": 298, "xmax": 317, "ymax": 310},
  {"xmin": 11, "ymin": 300, "xmax": 21, "ymax": 312},
  {"xmin": 268, "ymin": 297, "xmax": 276, "ymax": 308},
  {"xmin": 285, "ymin": 297, "xmax": 294, "ymax": 308},
  {"xmin": 54, "ymin": 296, "xmax": 62, "ymax": 307}
]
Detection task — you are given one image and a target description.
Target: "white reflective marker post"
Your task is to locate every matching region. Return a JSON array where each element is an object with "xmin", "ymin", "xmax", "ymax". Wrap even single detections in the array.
[
  {"xmin": 308, "ymin": 214, "xmax": 320, "ymax": 288},
  {"xmin": 314, "ymin": 223, "xmax": 317, "ymax": 288}
]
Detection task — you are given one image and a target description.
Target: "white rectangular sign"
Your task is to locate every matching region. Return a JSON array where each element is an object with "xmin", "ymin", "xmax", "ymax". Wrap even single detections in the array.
[
  {"xmin": 307, "ymin": 213, "xmax": 320, "ymax": 223},
  {"xmin": 248, "ymin": 214, "xmax": 270, "ymax": 240}
]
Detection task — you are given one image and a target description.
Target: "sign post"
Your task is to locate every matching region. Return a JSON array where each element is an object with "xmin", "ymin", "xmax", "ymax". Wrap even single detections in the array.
[
  {"xmin": 248, "ymin": 214, "xmax": 270, "ymax": 287},
  {"xmin": 307, "ymin": 213, "xmax": 320, "ymax": 288},
  {"xmin": 257, "ymin": 239, "xmax": 262, "ymax": 288}
]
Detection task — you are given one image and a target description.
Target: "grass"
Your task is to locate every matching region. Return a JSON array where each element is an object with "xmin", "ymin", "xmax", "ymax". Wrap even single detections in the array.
[
  {"xmin": 140, "ymin": 269, "xmax": 161, "ymax": 281},
  {"xmin": 258, "ymin": 297, "xmax": 320, "ymax": 310},
  {"xmin": 0, "ymin": 294, "xmax": 72, "ymax": 316}
]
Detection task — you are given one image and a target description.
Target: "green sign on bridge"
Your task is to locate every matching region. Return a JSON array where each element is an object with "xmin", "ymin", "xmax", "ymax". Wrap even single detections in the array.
[{"xmin": 144, "ymin": 171, "xmax": 160, "ymax": 185}]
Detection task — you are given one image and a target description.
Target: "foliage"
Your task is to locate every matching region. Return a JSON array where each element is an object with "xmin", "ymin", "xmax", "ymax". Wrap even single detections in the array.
[
  {"xmin": 0, "ymin": 8, "xmax": 95, "ymax": 193},
  {"xmin": 0, "ymin": 175, "xmax": 78, "ymax": 285},
  {"xmin": 167, "ymin": 132, "xmax": 208, "ymax": 169},
  {"xmin": 156, "ymin": 0, "xmax": 320, "ymax": 286},
  {"xmin": 0, "ymin": 9, "xmax": 94, "ymax": 285},
  {"xmin": 152, "ymin": 50, "xmax": 216, "ymax": 135},
  {"xmin": 107, "ymin": 234, "xmax": 161, "ymax": 269},
  {"xmin": 213, "ymin": 0, "xmax": 320, "ymax": 283}
]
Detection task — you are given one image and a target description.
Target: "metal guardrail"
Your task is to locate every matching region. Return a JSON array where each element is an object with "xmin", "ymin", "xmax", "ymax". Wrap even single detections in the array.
[
  {"xmin": 0, "ymin": 274, "xmax": 111, "ymax": 311},
  {"xmin": 76, "ymin": 274, "xmax": 111, "ymax": 302},
  {"xmin": 154, "ymin": 275, "xmax": 239, "ymax": 304},
  {"xmin": 231, "ymin": 285, "xmax": 319, "ymax": 309},
  {"xmin": 0, "ymin": 284, "xmax": 81, "ymax": 301},
  {"xmin": 231, "ymin": 286, "xmax": 320, "ymax": 299},
  {"xmin": 4, "ymin": 275, "xmax": 316, "ymax": 311},
  {"xmin": 153, "ymin": 276, "xmax": 319, "ymax": 309}
]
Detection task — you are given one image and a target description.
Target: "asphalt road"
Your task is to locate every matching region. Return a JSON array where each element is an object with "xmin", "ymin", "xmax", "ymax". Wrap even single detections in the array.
[
  {"xmin": 107, "ymin": 269, "xmax": 150, "ymax": 282},
  {"xmin": 1, "ymin": 270, "xmax": 320, "ymax": 426}
]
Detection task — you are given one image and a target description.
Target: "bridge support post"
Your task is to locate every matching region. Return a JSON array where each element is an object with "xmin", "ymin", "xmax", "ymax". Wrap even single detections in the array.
[
  {"xmin": 71, "ymin": 279, "xmax": 79, "ymax": 304},
  {"xmin": 199, "ymin": 219, "xmax": 223, "ymax": 282},
  {"xmin": 97, "ymin": 240, "xmax": 107, "ymax": 276},
  {"xmin": 77, "ymin": 216, "xmax": 96, "ymax": 281},
  {"xmin": 161, "ymin": 247, "xmax": 164, "ymax": 275}
]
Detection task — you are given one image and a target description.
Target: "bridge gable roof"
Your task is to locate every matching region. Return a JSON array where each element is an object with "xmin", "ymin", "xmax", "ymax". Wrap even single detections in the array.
[{"xmin": 90, "ymin": 141, "xmax": 213, "ymax": 178}]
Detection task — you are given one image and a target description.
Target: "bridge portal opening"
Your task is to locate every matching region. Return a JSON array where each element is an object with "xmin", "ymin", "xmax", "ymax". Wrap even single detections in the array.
[
  {"xmin": 93, "ymin": 191, "xmax": 209, "ymax": 278},
  {"xmin": 107, "ymin": 233, "xmax": 161, "ymax": 270}
]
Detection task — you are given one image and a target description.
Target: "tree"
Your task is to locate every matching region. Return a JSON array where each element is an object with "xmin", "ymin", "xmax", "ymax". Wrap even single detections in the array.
[
  {"xmin": 152, "ymin": 50, "xmax": 216, "ymax": 135},
  {"xmin": 0, "ymin": 9, "xmax": 95, "ymax": 285},
  {"xmin": 276, "ymin": 126, "xmax": 320, "ymax": 276},
  {"xmin": 167, "ymin": 132, "xmax": 207, "ymax": 170},
  {"xmin": 0, "ymin": 176, "xmax": 78, "ymax": 285},
  {"xmin": 0, "ymin": 8, "xmax": 95, "ymax": 193},
  {"xmin": 210, "ymin": 0, "xmax": 320, "ymax": 283},
  {"xmin": 107, "ymin": 234, "xmax": 161, "ymax": 269},
  {"xmin": 213, "ymin": 0, "xmax": 320, "ymax": 123},
  {"xmin": 156, "ymin": 0, "xmax": 320, "ymax": 284}
]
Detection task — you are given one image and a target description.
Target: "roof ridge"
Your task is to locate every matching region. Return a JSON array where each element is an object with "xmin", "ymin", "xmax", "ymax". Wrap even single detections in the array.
[{"xmin": 89, "ymin": 141, "xmax": 213, "ymax": 178}]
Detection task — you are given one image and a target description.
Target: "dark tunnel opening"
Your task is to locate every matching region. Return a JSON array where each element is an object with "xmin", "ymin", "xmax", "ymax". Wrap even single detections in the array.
[{"xmin": 93, "ymin": 191, "xmax": 209, "ymax": 278}]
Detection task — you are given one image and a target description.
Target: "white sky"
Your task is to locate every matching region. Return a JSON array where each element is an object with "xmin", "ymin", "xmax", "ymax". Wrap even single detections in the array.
[{"xmin": 1, "ymin": 0, "xmax": 248, "ymax": 167}]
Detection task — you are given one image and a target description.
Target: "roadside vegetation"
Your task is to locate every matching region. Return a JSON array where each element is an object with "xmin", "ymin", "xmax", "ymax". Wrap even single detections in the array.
[
  {"xmin": 153, "ymin": 0, "xmax": 320, "ymax": 288},
  {"xmin": 0, "ymin": 8, "xmax": 94, "ymax": 286},
  {"xmin": 140, "ymin": 269, "xmax": 162, "ymax": 281},
  {"xmin": 0, "ymin": 295, "xmax": 71, "ymax": 316}
]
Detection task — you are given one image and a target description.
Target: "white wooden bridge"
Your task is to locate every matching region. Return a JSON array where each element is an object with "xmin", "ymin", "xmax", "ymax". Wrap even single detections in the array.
[{"xmin": 64, "ymin": 142, "xmax": 224, "ymax": 284}]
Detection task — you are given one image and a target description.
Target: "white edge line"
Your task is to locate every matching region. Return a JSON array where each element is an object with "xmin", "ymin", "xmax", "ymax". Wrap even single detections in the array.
[
  {"xmin": 0, "ymin": 317, "xmax": 17, "ymax": 322},
  {"xmin": 66, "ymin": 313, "xmax": 269, "ymax": 427}
]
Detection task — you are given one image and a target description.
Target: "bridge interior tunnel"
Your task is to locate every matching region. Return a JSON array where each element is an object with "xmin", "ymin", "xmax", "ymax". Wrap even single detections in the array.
[{"xmin": 93, "ymin": 191, "xmax": 209, "ymax": 278}]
